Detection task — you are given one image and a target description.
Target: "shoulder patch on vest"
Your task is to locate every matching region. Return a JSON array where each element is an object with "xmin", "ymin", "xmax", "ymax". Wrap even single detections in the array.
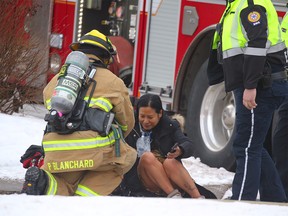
[{"xmin": 248, "ymin": 11, "xmax": 261, "ymax": 26}]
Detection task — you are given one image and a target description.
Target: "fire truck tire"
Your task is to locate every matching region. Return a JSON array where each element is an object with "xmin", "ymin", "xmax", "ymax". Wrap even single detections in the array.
[
  {"xmin": 186, "ymin": 61, "xmax": 236, "ymax": 171},
  {"xmin": 119, "ymin": 66, "xmax": 132, "ymax": 87}
]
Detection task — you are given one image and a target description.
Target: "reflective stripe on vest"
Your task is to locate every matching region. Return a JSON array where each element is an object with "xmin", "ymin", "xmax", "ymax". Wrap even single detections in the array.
[
  {"xmin": 222, "ymin": 42, "xmax": 286, "ymax": 59},
  {"xmin": 43, "ymin": 131, "xmax": 116, "ymax": 152},
  {"xmin": 85, "ymin": 97, "xmax": 113, "ymax": 112},
  {"xmin": 213, "ymin": 0, "xmax": 284, "ymax": 58},
  {"xmin": 44, "ymin": 170, "xmax": 57, "ymax": 195},
  {"xmin": 75, "ymin": 184, "xmax": 100, "ymax": 196}
]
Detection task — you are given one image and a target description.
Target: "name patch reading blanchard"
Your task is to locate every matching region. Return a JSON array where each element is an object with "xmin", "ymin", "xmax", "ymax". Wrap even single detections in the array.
[{"xmin": 47, "ymin": 160, "xmax": 94, "ymax": 171}]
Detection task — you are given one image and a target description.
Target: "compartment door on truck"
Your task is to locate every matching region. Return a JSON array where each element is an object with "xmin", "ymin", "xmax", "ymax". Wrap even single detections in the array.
[{"xmin": 141, "ymin": 0, "xmax": 181, "ymax": 106}]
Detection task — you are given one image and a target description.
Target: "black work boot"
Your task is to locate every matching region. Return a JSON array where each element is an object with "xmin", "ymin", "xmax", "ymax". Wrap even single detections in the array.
[{"xmin": 21, "ymin": 166, "xmax": 47, "ymax": 195}]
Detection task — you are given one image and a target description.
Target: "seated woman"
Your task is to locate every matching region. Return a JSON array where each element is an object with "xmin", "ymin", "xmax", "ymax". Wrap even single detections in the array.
[{"xmin": 115, "ymin": 94, "xmax": 216, "ymax": 199}]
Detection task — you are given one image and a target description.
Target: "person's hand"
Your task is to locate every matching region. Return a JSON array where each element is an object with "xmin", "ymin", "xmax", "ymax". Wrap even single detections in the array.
[
  {"xmin": 166, "ymin": 146, "xmax": 182, "ymax": 159},
  {"xmin": 243, "ymin": 88, "xmax": 257, "ymax": 110}
]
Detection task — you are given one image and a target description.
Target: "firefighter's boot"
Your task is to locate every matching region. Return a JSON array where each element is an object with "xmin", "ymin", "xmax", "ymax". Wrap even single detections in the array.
[{"xmin": 21, "ymin": 166, "xmax": 47, "ymax": 195}]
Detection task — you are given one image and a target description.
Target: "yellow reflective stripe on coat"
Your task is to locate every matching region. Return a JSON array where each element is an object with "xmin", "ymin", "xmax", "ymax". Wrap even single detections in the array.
[
  {"xmin": 114, "ymin": 120, "xmax": 128, "ymax": 132},
  {"xmin": 45, "ymin": 99, "xmax": 52, "ymax": 110},
  {"xmin": 84, "ymin": 97, "xmax": 113, "ymax": 112},
  {"xmin": 117, "ymin": 123, "xmax": 127, "ymax": 132},
  {"xmin": 46, "ymin": 97, "xmax": 112, "ymax": 112},
  {"xmin": 44, "ymin": 170, "xmax": 57, "ymax": 195},
  {"xmin": 75, "ymin": 184, "xmax": 100, "ymax": 196},
  {"xmin": 43, "ymin": 131, "xmax": 115, "ymax": 152}
]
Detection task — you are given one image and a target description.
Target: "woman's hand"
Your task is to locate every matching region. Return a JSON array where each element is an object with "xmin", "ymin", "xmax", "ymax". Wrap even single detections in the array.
[{"xmin": 166, "ymin": 146, "xmax": 182, "ymax": 159}]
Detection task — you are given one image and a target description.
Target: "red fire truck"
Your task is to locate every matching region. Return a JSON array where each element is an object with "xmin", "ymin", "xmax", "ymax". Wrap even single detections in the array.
[{"xmin": 28, "ymin": 0, "xmax": 287, "ymax": 170}]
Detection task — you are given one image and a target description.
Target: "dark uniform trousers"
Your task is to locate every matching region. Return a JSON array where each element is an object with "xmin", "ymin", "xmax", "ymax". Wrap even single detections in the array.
[
  {"xmin": 273, "ymin": 95, "xmax": 288, "ymax": 198},
  {"xmin": 232, "ymin": 79, "xmax": 288, "ymax": 202}
]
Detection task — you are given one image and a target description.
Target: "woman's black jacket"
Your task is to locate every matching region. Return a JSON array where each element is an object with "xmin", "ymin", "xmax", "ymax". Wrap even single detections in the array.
[{"xmin": 121, "ymin": 114, "xmax": 195, "ymax": 194}]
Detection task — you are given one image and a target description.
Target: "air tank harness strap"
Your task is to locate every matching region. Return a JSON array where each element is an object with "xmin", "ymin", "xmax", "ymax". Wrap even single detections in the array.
[
  {"xmin": 111, "ymin": 125, "xmax": 121, "ymax": 157},
  {"xmin": 111, "ymin": 121, "xmax": 127, "ymax": 157},
  {"xmin": 115, "ymin": 120, "xmax": 126, "ymax": 142}
]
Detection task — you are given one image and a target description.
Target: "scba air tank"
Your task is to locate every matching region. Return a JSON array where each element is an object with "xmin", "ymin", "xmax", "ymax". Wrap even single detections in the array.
[{"xmin": 51, "ymin": 51, "xmax": 90, "ymax": 114}]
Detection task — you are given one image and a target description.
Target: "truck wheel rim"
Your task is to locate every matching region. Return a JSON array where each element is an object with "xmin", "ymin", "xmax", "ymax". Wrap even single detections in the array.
[{"xmin": 200, "ymin": 83, "xmax": 235, "ymax": 152}]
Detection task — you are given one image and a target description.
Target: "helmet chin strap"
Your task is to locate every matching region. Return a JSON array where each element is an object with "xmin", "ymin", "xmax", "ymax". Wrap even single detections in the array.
[
  {"xmin": 86, "ymin": 54, "xmax": 109, "ymax": 67},
  {"xmin": 86, "ymin": 54, "xmax": 101, "ymax": 61},
  {"xmin": 111, "ymin": 44, "xmax": 120, "ymax": 64}
]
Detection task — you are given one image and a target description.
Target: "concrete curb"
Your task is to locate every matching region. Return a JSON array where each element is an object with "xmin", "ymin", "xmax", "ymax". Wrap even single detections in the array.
[
  {"xmin": 0, "ymin": 178, "xmax": 232, "ymax": 199},
  {"xmin": 0, "ymin": 178, "xmax": 23, "ymax": 194}
]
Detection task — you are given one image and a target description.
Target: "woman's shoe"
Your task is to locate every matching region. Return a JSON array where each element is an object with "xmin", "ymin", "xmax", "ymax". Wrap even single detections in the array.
[{"xmin": 167, "ymin": 189, "xmax": 182, "ymax": 198}]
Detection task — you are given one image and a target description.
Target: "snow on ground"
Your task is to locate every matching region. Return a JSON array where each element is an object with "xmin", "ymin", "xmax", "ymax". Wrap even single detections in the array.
[
  {"xmin": 0, "ymin": 104, "xmax": 287, "ymax": 216},
  {"xmin": 0, "ymin": 104, "xmax": 47, "ymax": 181}
]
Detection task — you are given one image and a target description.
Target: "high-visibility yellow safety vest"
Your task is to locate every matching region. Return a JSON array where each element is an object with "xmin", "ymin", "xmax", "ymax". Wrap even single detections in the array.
[
  {"xmin": 281, "ymin": 12, "xmax": 288, "ymax": 47},
  {"xmin": 212, "ymin": 0, "xmax": 284, "ymax": 59}
]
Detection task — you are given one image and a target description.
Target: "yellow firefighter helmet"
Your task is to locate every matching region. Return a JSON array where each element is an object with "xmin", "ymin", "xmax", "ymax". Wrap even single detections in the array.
[{"xmin": 70, "ymin": 30, "xmax": 116, "ymax": 65}]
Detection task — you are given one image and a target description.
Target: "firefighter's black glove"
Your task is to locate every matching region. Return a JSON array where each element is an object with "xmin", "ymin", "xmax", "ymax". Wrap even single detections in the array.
[{"xmin": 20, "ymin": 145, "xmax": 45, "ymax": 168}]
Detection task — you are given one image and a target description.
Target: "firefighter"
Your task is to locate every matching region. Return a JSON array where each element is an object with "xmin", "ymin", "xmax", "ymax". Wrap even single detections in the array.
[
  {"xmin": 21, "ymin": 30, "xmax": 137, "ymax": 196},
  {"xmin": 207, "ymin": 0, "xmax": 288, "ymax": 202},
  {"xmin": 272, "ymin": 11, "xmax": 288, "ymax": 198}
]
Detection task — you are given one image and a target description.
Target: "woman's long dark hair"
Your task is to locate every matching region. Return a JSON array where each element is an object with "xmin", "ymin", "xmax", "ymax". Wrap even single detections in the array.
[{"xmin": 136, "ymin": 94, "xmax": 163, "ymax": 118}]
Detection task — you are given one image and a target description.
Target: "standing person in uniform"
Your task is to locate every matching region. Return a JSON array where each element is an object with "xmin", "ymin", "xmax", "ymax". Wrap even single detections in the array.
[
  {"xmin": 207, "ymin": 0, "xmax": 287, "ymax": 202},
  {"xmin": 114, "ymin": 94, "xmax": 216, "ymax": 199},
  {"xmin": 272, "ymin": 11, "xmax": 288, "ymax": 198},
  {"xmin": 21, "ymin": 30, "xmax": 137, "ymax": 196}
]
